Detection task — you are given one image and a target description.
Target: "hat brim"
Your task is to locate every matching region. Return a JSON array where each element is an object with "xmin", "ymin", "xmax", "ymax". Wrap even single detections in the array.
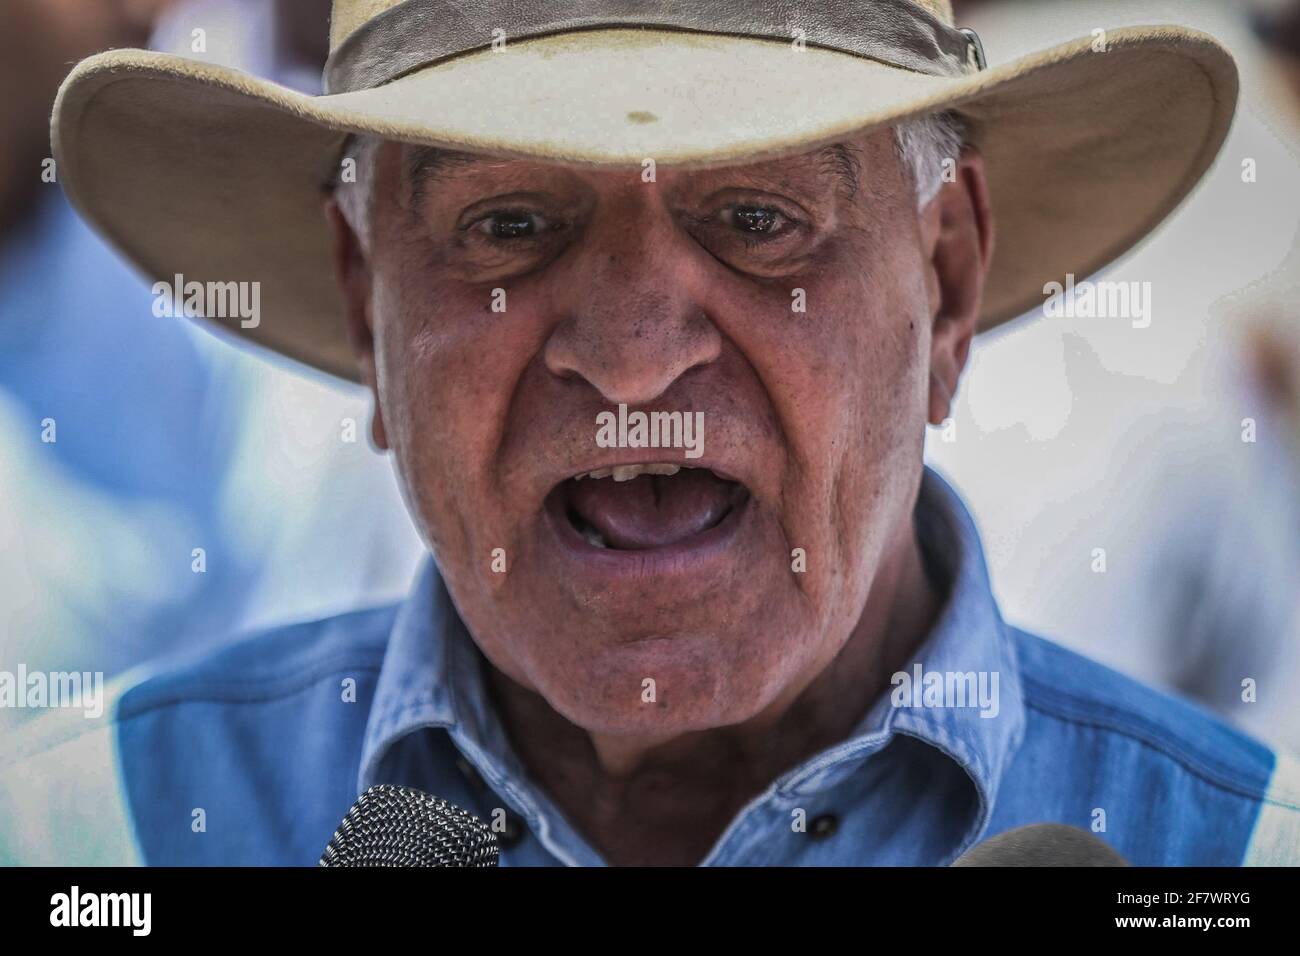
[{"xmin": 53, "ymin": 26, "xmax": 1237, "ymax": 382}]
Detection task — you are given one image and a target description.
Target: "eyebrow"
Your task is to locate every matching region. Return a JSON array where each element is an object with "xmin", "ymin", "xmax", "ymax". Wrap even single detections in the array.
[
  {"xmin": 817, "ymin": 141, "xmax": 863, "ymax": 200},
  {"xmin": 405, "ymin": 145, "xmax": 494, "ymax": 203},
  {"xmin": 403, "ymin": 141, "xmax": 864, "ymax": 200}
]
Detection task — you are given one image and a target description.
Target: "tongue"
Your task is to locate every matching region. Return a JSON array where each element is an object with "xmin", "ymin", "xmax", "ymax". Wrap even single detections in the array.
[{"xmin": 569, "ymin": 470, "xmax": 736, "ymax": 549}]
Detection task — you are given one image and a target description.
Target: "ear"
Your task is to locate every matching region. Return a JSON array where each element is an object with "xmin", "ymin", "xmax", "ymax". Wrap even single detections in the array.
[
  {"xmin": 923, "ymin": 147, "xmax": 995, "ymax": 425},
  {"xmin": 324, "ymin": 196, "xmax": 389, "ymax": 450}
]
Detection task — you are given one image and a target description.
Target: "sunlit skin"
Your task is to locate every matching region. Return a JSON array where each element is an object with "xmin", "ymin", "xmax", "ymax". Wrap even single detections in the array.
[{"xmin": 326, "ymin": 128, "xmax": 994, "ymax": 865}]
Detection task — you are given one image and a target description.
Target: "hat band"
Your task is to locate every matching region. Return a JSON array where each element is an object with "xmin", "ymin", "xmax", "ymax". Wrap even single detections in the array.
[{"xmin": 324, "ymin": 0, "xmax": 980, "ymax": 94}]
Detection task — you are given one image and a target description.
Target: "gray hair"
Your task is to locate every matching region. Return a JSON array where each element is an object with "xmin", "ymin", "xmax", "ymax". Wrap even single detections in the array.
[
  {"xmin": 894, "ymin": 110, "xmax": 967, "ymax": 207},
  {"xmin": 333, "ymin": 110, "xmax": 965, "ymax": 238},
  {"xmin": 334, "ymin": 134, "xmax": 380, "ymax": 246}
]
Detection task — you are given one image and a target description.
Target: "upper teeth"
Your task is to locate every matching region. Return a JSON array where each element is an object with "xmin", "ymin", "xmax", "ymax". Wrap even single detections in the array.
[{"xmin": 575, "ymin": 464, "xmax": 683, "ymax": 482}]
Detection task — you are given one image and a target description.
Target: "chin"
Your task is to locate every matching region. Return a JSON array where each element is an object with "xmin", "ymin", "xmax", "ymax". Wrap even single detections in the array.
[{"xmin": 523, "ymin": 623, "xmax": 800, "ymax": 736}]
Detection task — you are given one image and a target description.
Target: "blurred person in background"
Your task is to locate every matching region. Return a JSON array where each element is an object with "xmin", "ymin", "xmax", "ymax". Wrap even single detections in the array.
[
  {"xmin": 1221, "ymin": 0, "xmax": 1300, "ymax": 750},
  {"xmin": 0, "ymin": 0, "xmax": 422, "ymax": 729},
  {"xmin": 936, "ymin": 0, "xmax": 1300, "ymax": 754}
]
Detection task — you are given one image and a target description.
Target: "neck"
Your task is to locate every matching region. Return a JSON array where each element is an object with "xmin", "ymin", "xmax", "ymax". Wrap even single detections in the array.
[{"xmin": 486, "ymin": 508, "xmax": 942, "ymax": 866}]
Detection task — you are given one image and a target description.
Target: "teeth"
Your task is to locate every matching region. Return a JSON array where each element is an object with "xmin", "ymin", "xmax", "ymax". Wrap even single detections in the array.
[
  {"xmin": 573, "ymin": 464, "xmax": 692, "ymax": 481},
  {"xmin": 575, "ymin": 463, "xmax": 684, "ymax": 482}
]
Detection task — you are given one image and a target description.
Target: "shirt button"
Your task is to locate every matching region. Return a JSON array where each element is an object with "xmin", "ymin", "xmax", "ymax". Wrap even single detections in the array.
[
  {"xmin": 809, "ymin": 814, "xmax": 839, "ymax": 839},
  {"xmin": 455, "ymin": 756, "xmax": 485, "ymax": 790}
]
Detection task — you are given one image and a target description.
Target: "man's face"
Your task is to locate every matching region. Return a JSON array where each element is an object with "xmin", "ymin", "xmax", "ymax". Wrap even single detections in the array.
[{"xmin": 337, "ymin": 129, "xmax": 981, "ymax": 736}]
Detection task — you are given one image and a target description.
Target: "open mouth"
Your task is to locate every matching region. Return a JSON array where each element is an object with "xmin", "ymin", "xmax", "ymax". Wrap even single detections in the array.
[{"xmin": 545, "ymin": 464, "xmax": 750, "ymax": 551}]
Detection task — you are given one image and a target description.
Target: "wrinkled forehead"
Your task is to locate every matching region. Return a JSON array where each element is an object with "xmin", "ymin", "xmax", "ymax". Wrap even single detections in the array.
[{"xmin": 368, "ymin": 132, "xmax": 888, "ymax": 205}]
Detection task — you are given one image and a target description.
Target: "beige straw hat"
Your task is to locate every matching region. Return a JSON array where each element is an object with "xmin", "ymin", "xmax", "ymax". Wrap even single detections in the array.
[{"xmin": 52, "ymin": 0, "xmax": 1238, "ymax": 381}]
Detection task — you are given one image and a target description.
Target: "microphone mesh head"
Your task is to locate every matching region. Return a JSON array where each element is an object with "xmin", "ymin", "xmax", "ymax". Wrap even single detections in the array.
[
  {"xmin": 319, "ymin": 784, "xmax": 499, "ymax": 867},
  {"xmin": 951, "ymin": 823, "xmax": 1128, "ymax": 867}
]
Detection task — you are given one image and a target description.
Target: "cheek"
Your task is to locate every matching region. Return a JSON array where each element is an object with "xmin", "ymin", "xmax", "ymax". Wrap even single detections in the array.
[
  {"xmin": 368, "ymin": 253, "xmax": 512, "ymax": 557},
  {"xmin": 710, "ymin": 237, "xmax": 929, "ymax": 473},
  {"xmin": 824, "ymin": 249, "xmax": 931, "ymax": 519},
  {"xmin": 816, "ymin": 285, "xmax": 927, "ymax": 587},
  {"xmin": 368, "ymin": 238, "xmax": 566, "ymax": 570},
  {"xmin": 696, "ymin": 230, "xmax": 929, "ymax": 607}
]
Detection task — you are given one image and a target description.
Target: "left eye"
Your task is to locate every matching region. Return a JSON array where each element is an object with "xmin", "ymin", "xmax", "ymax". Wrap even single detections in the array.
[
  {"xmin": 721, "ymin": 205, "xmax": 788, "ymax": 236},
  {"xmin": 475, "ymin": 211, "xmax": 550, "ymax": 239}
]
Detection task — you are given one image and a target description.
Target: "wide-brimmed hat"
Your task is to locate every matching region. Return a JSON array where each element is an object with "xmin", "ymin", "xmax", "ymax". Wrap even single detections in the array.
[{"xmin": 52, "ymin": 0, "xmax": 1238, "ymax": 382}]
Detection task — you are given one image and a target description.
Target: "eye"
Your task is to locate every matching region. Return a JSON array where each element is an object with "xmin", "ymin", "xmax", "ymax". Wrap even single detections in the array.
[
  {"xmin": 684, "ymin": 193, "xmax": 814, "ymax": 275},
  {"xmin": 472, "ymin": 210, "xmax": 551, "ymax": 240},
  {"xmin": 720, "ymin": 204, "xmax": 791, "ymax": 238}
]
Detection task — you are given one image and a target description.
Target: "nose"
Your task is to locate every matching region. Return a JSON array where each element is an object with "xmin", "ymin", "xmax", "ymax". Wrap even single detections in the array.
[{"xmin": 543, "ymin": 197, "xmax": 721, "ymax": 406}]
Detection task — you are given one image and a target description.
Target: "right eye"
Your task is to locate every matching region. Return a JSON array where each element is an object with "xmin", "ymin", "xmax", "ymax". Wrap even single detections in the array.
[{"xmin": 472, "ymin": 210, "xmax": 552, "ymax": 240}]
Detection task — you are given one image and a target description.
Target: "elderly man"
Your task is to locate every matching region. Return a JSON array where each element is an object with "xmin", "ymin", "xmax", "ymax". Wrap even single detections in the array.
[{"xmin": 2, "ymin": 0, "xmax": 1297, "ymax": 866}]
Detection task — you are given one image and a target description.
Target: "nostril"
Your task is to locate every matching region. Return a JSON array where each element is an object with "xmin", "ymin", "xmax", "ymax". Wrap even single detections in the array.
[{"xmin": 542, "ymin": 307, "xmax": 721, "ymax": 407}]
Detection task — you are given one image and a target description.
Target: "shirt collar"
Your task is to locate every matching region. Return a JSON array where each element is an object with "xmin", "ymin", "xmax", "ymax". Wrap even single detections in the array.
[
  {"xmin": 359, "ymin": 465, "xmax": 1025, "ymax": 863},
  {"xmin": 357, "ymin": 549, "xmax": 606, "ymax": 864},
  {"xmin": 748, "ymin": 466, "xmax": 1025, "ymax": 864}
]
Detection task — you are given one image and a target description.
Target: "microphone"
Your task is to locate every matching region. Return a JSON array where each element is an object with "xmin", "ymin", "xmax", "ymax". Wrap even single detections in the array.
[
  {"xmin": 951, "ymin": 823, "xmax": 1129, "ymax": 866},
  {"xmin": 319, "ymin": 784, "xmax": 499, "ymax": 867}
]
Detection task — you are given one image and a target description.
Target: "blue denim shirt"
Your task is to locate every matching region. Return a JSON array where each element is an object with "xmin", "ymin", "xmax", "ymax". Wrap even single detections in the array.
[{"xmin": 2, "ymin": 468, "xmax": 1297, "ymax": 865}]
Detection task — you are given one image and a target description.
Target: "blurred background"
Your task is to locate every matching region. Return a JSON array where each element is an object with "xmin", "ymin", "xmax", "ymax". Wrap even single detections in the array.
[
  {"xmin": 0, "ymin": 0, "xmax": 1297, "ymax": 755},
  {"xmin": 930, "ymin": 0, "xmax": 1300, "ymax": 755},
  {"xmin": 0, "ymin": 0, "xmax": 424, "ymax": 733}
]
